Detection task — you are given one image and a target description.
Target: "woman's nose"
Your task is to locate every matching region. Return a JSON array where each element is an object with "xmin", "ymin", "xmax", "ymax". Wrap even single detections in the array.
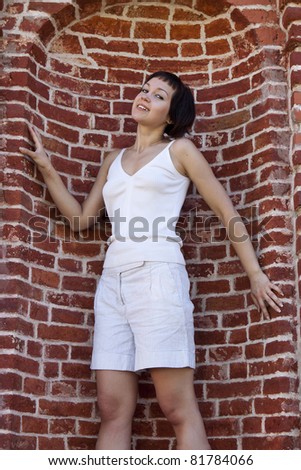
[{"xmin": 141, "ymin": 92, "xmax": 150, "ymax": 101}]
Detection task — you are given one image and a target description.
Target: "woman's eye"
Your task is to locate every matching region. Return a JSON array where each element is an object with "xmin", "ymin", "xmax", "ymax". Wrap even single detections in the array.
[{"xmin": 155, "ymin": 94, "xmax": 164, "ymax": 100}]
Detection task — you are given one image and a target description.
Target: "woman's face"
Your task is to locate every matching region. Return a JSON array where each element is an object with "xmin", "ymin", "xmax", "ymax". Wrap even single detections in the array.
[{"xmin": 131, "ymin": 77, "xmax": 174, "ymax": 130}]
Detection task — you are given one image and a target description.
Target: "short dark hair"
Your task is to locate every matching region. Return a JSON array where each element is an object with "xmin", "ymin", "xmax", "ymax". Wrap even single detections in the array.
[{"xmin": 145, "ymin": 71, "xmax": 195, "ymax": 138}]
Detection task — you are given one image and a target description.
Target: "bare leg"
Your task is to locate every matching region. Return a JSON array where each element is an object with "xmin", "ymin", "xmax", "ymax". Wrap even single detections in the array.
[
  {"xmin": 95, "ymin": 370, "xmax": 138, "ymax": 450},
  {"xmin": 150, "ymin": 367, "xmax": 211, "ymax": 450}
]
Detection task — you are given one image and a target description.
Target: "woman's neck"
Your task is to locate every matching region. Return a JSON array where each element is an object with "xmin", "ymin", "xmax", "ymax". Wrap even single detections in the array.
[{"xmin": 133, "ymin": 127, "xmax": 166, "ymax": 153}]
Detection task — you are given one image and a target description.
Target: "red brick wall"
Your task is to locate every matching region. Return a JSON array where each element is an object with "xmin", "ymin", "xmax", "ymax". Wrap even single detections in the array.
[{"xmin": 1, "ymin": 0, "xmax": 300, "ymax": 450}]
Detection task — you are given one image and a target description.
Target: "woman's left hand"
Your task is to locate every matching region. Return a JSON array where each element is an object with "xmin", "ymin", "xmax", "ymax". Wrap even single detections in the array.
[{"xmin": 249, "ymin": 270, "xmax": 283, "ymax": 320}]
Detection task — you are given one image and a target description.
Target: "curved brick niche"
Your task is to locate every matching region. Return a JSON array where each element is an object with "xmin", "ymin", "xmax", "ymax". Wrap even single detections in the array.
[{"xmin": 2, "ymin": 0, "xmax": 298, "ymax": 451}]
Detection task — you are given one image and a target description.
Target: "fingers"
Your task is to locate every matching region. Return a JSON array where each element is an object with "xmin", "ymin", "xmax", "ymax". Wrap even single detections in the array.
[
  {"xmin": 253, "ymin": 285, "xmax": 284, "ymax": 320},
  {"xmin": 270, "ymin": 283, "xmax": 284, "ymax": 298},
  {"xmin": 19, "ymin": 124, "xmax": 43, "ymax": 158},
  {"xmin": 19, "ymin": 147, "xmax": 36, "ymax": 159},
  {"xmin": 251, "ymin": 293, "xmax": 260, "ymax": 311},
  {"xmin": 27, "ymin": 124, "xmax": 42, "ymax": 146}
]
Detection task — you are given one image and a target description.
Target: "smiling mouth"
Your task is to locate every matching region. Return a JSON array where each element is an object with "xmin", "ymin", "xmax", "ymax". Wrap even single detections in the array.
[{"xmin": 137, "ymin": 104, "xmax": 149, "ymax": 111}]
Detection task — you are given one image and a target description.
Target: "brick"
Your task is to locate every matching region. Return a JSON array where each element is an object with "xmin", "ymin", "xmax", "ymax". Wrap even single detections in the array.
[
  {"xmin": 22, "ymin": 416, "xmax": 48, "ymax": 434},
  {"xmin": 45, "ymin": 344, "xmax": 69, "ymax": 360},
  {"xmin": 207, "ymin": 380, "xmax": 261, "ymax": 399},
  {"xmin": 1, "ymin": 434, "xmax": 37, "ymax": 450},
  {"xmin": 0, "ymin": 372, "xmax": 22, "ymax": 391},
  {"xmin": 142, "ymin": 41, "xmax": 179, "ymax": 58},
  {"xmin": 250, "ymin": 358, "xmax": 297, "ymax": 377},
  {"xmin": 230, "ymin": 362, "xmax": 247, "ymax": 379},
  {"xmin": 196, "ymin": 109, "xmax": 250, "ymax": 132},
  {"xmin": 246, "ymin": 114, "xmax": 288, "ymax": 137},
  {"xmin": 197, "ymin": 78, "xmax": 250, "ymax": 102},
  {"xmin": 20, "ymin": 16, "xmax": 55, "ymax": 40},
  {"xmin": 2, "ymin": 260, "xmax": 29, "ymax": 278},
  {"xmin": 0, "ymin": 414, "xmax": 21, "ymax": 433},
  {"xmin": 206, "ymin": 39, "xmax": 230, "ymax": 56},
  {"xmin": 255, "ymin": 397, "xmax": 299, "ymax": 415},
  {"xmin": 51, "ymin": 307, "xmax": 85, "ymax": 325},
  {"xmin": 249, "ymin": 320, "xmax": 292, "ymax": 341},
  {"xmin": 71, "ymin": 345, "xmax": 92, "ymax": 361},
  {"xmin": 265, "ymin": 416, "xmax": 300, "ymax": 433},
  {"xmin": 39, "ymin": 399, "xmax": 93, "ymax": 418},
  {"xmin": 242, "ymin": 417, "xmax": 262, "ymax": 434},
  {"xmin": 38, "ymin": 102, "xmax": 90, "ymax": 129},
  {"xmin": 24, "ymin": 378, "xmax": 46, "ymax": 395},
  {"xmin": 32, "ymin": 267, "xmax": 60, "ymax": 288},
  {"xmin": 229, "ymin": 328, "xmax": 248, "ymax": 345},
  {"xmin": 78, "ymin": 97, "xmax": 110, "ymax": 114},
  {"xmin": 196, "ymin": 279, "xmax": 230, "ymax": 295},
  {"xmin": 219, "ymin": 399, "xmax": 253, "ymax": 416},
  {"xmin": 134, "ymin": 22, "xmax": 166, "ymax": 39},
  {"xmin": 245, "ymin": 343, "xmax": 264, "ymax": 359},
  {"xmin": 71, "ymin": 15, "xmax": 131, "ymax": 37},
  {"xmin": 70, "ymin": 147, "xmax": 100, "ymax": 163},
  {"xmin": 195, "ymin": 364, "xmax": 227, "ymax": 381},
  {"xmin": 263, "ymin": 377, "xmax": 297, "ymax": 394},
  {"xmin": 205, "ymin": 294, "xmax": 245, "ymax": 311},
  {"xmin": 135, "ymin": 438, "xmax": 171, "ymax": 451},
  {"xmin": 205, "ymin": 19, "xmax": 232, "ymax": 38},
  {"xmin": 79, "ymin": 381, "xmax": 97, "ymax": 398},
  {"xmin": 0, "ymin": 312, "xmax": 34, "ymax": 338},
  {"xmin": 82, "ymin": 133, "xmax": 109, "ymax": 149},
  {"xmin": 62, "ymin": 363, "xmax": 91, "ymax": 379},
  {"xmin": 173, "ymin": 7, "xmax": 204, "ymax": 21},
  {"xmin": 3, "ymin": 394, "xmax": 36, "ymax": 414},
  {"xmin": 94, "ymin": 116, "xmax": 120, "ymax": 132},
  {"xmin": 0, "ymin": 334, "xmax": 25, "ymax": 352},
  {"xmin": 50, "ymin": 33, "xmax": 82, "ymax": 54},
  {"xmin": 242, "ymin": 435, "xmax": 297, "ymax": 450},
  {"xmin": 209, "ymin": 346, "xmax": 243, "ymax": 362},
  {"xmin": 51, "ymin": 381, "xmax": 77, "ymax": 397},
  {"xmin": 27, "ymin": 340, "xmax": 43, "ymax": 358},
  {"xmin": 46, "ymin": 121, "xmax": 80, "ymax": 144},
  {"xmin": 194, "ymin": 0, "xmax": 229, "ymax": 16},
  {"xmin": 62, "ymin": 241, "xmax": 100, "ymax": 257},
  {"xmin": 38, "ymin": 324, "xmax": 90, "ymax": 343},
  {"xmin": 46, "ymin": 292, "xmax": 93, "ymax": 310},
  {"xmin": 170, "ymin": 23, "xmax": 200, "ymax": 40},
  {"xmin": 39, "ymin": 437, "xmax": 65, "ymax": 450},
  {"xmin": 30, "ymin": 302, "xmax": 48, "ymax": 322},
  {"xmin": 49, "ymin": 418, "xmax": 76, "ymax": 435},
  {"xmin": 208, "ymin": 418, "xmax": 240, "ymax": 438},
  {"xmin": 44, "ymin": 362, "xmax": 59, "ymax": 378}
]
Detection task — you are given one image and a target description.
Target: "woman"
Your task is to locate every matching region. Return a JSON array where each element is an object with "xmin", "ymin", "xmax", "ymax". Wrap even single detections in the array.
[{"xmin": 20, "ymin": 71, "xmax": 283, "ymax": 450}]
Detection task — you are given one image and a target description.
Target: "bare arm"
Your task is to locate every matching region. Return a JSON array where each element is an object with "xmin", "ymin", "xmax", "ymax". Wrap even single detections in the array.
[
  {"xmin": 19, "ymin": 125, "xmax": 117, "ymax": 231},
  {"xmin": 172, "ymin": 138, "xmax": 284, "ymax": 319}
]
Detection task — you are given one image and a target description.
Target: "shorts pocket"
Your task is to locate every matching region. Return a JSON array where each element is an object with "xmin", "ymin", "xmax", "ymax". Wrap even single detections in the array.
[{"xmin": 150, "ymin": 263, "xmax": 183, "ymax": 306}]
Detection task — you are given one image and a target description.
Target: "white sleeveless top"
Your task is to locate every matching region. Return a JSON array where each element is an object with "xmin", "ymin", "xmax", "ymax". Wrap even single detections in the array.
[{"xmin": 102, "ymin": 140, "xmax": 190, "ymax": 267}]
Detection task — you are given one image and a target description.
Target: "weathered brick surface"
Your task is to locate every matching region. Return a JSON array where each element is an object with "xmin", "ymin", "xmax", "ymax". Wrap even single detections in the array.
[{"xmin": 1, "ymin": 0, "xmax": 300, "ymax": 451}]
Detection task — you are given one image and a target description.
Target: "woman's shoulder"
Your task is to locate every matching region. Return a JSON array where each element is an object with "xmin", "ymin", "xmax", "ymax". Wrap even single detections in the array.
[
  {"xmin": 102, "ymin": 148, "xmax": 122, "ymax": 169},
  {"xmin": 170, "ymin": 137, "xmax": 198, "ymax": 157},
  {"xmin": 172, "ymin": 137, "xmax": 196, "ymax": 153}
]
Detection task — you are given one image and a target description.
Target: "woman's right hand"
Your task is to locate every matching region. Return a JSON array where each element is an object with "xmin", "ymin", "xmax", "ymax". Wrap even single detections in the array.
[{"xmin": 19, "ymin": 124, "xmax": 51, "ymax": 171}]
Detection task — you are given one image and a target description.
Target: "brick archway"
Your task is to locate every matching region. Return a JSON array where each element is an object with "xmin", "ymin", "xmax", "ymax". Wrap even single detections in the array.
[{"xmin": 1, "ymin": 0, "xmax": 299, "ymax": 450}]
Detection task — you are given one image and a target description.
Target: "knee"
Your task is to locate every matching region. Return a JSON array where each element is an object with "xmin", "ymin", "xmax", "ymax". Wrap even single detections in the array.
[
  {"xmin": 159, "ymin": 399, "xmax": 186, "ymax": 427},
  {"xmin": 97, "ymin": 392, "xmax": 135, "ymax": 424}
]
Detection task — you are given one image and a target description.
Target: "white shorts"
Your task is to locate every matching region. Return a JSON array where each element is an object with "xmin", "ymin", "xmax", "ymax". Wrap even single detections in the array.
[{"xmin": 91, "ymin": 261, "xmax": 195, "ymax": 372}]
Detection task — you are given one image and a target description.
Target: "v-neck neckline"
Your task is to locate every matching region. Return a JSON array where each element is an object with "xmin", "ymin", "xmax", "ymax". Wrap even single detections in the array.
[{"xmin": 119, "ymin": 142, "xmax": 173, "ymax": 177}]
